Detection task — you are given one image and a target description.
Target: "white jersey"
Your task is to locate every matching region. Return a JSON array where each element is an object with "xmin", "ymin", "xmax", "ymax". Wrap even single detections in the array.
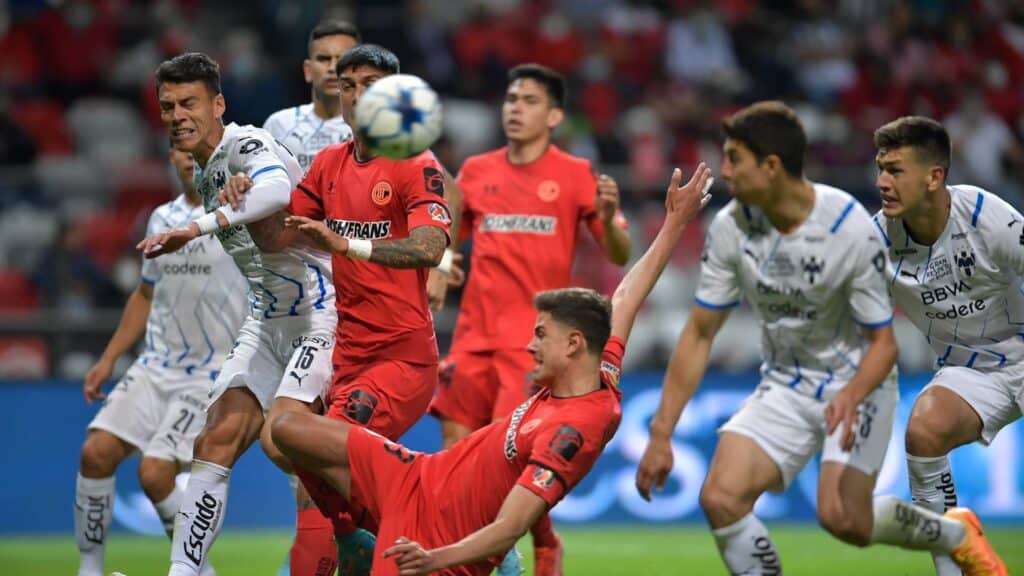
[
  {"xmin": 139, "ymin": 195, "xmax": 247, "ymax": 374},
  {"xmin": 877, "ymin": 185, "xmax": 1024, "ymax": 369},
  {"xmin": 194, "ymin": 122, "xmax": 334, "ymax": 318},
  {"xmin": 264, "ymin": 103, "xmax": 352, "ymax": 173},
  {"xmin": 697, "ymin": 184, "xmax": 895, "ymax": 398}
]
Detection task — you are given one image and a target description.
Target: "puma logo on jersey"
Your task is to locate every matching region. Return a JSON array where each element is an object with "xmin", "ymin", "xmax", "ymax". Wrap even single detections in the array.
[
  {"xmin": 289, "ymin": 371, "xmax": 307, "ymax": 386},
  {"xmin": 326, "ymin": 219, "xmax": 391, "ymax": 240},
  {"xmin": 900, "ymin": 268, "xmax": 920, "ymax": 282}
]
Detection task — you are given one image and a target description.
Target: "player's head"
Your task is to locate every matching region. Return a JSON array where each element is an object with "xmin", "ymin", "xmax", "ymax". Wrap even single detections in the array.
[
  {"xmin": 168, "ymin": 147, "xmax": 196, "ymax": 196},
  {"xmin": 155, "ymin": 52, "xmax": 225, "ymax": 154},
  {"xmin": 336, "ymin": 44, "xmax": 400, "ymax": 130},
  {"xmin": 305, "ymin": 20, "xmax": 361, "ymax": 103},
  {"xmin": 873, "ymin": 116, "xmax": 951, "ymax": 218},
  {"xmin": 720, "ymin": 101, "xmax": 806, "ymax": 206},
  {"xmin": 503, "ymin": 64, "xmax": 566, "ymax": 145},
  {"xmin": 528, "ymin": 288, "xmax": 612, "ymax": 386}
]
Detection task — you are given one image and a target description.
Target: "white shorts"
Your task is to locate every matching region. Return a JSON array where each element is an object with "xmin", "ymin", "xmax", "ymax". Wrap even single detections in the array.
[
  {"xmin": 209, "ymin": 310, "xmax": 336, "ymax": 411},
  {"xmin": 88, "ymin": 361, "xmax": 213, "ymax": 464},
  {"xmin": 924, "ymin": 362, "xmax": 1024, "ymax": 445},
  {"xmin": 720, "ymin": 379, "xmax": 898, "ymax": 490}
]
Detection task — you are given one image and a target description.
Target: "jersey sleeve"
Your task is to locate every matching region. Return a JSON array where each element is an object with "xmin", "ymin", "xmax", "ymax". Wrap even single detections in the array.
[
  {"xmin": 981, "ymin": 192, "xmax": 1024, "ymax": 277},
  {"xmin": 230, "ymin": 132, "xmax": 290, "ymax": 180},
  {"xmin": 400, "ymin": 152, "xmax": 452, "ymax": 242},
  {"xmin": 517, "ymin": 413, "xmax": 610, "ymax": 508},
  {"xmin": 600, "ymin": 336, "xmax": 625, "ymax": 389},
  {"xmin": 289, "ymin": 148, "xmax": 327, "ymax": 220},
  {"xmin": 694, "ymin": 209, "xmax": 742, "ymax": 310},
  {"xmin": 847, "ymin": 214, "xmax": 894, "ymax": 327},
  {"xmin": 140, "ymin": 210, "xmax": 163, "ymax": 285}
]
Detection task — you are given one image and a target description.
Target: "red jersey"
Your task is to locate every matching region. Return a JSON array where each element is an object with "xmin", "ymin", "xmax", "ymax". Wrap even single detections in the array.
[
  {"xmin": 452, "ymin": 145, "xmax": 624, "ymax": 352},
  {"xmin": 289, "ymin": 142, "xmax": 451, "ymax": 366},
  {"xmin": 420, "ymin": 337, "xmax": 624, "ymax": 531}
]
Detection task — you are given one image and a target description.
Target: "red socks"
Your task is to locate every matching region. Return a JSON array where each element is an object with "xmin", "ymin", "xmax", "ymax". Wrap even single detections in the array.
[{"xmin": 291, "ymin": 508, "xmax": 337, "ymax": 576}]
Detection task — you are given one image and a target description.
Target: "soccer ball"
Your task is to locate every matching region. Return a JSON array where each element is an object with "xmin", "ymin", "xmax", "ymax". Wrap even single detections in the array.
[{"xmin": 355, "ymin": 74, "xmax": 443, "ymax": 159}]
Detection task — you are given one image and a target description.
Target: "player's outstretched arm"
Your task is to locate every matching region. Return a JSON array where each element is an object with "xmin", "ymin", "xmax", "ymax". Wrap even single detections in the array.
[
  {"xmin": 83, "ymin": 282, "xmax": 153, "ymax": 404},
  {"xmin": 825, "ymin": 324, "xmax": 897, "ymax": 451},
  {"xmin": 426, "ymin": 169, "xmax": 464, "ymax": 309},
  {"xmin": 610, "ymin": 164, "xmax": 712, "ymax": 344},
  {"xmin": 383, "ymin": 485, "xmax": 546, "ymax": 575}
]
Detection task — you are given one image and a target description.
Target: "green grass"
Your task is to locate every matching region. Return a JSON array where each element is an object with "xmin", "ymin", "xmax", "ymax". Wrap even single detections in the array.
[{"xmin": 2, "ymin": 526, "xmax": 1022, "ymax": 575}]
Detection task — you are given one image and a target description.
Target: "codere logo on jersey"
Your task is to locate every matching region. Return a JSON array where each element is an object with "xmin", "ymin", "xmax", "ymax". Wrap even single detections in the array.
[
  {"xmin": 326, "ymin": 219, "xmax": 392, "ymax": 240},
  {"xmin": 481, "ymin": 214, "xmax": 557, "ymax": 235}
]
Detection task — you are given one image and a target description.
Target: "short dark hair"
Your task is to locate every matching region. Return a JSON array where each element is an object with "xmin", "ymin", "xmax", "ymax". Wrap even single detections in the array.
[
  {"xmin": 508, "ymin": 64, "xmax": 566, "ymax": 108},
  {"xmin": 721, "ymin": 101, "xmax": 806, "ymax": 177},
  {"xmin": 308, "ymin": 20, "xmax": 361, "ymax": 55},
  {"xmin": 873, "ymin": 116, "xmax": 951, "ymax": 174},
  {"xmin": 534, "ymin": 288, "xmax": 611, "ymax": 356},
  {"xmin": 336, "ymin": 44, "xmax": 400, "ymax": 76},
  {"xmin": 155, "ymin": 52, "xmax": 221, "ymax": 95}
]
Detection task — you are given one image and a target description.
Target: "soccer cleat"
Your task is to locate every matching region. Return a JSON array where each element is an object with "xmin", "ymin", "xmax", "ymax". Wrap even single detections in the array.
[
  {"xmin": 496, "ymin": 546, "xmax": 524, "ymax": 575},
  {"xmin": 946, "ymin": 508, "xmax": 1007, "ymax": 576},
  {"xmin": 336, "ymin": 528, "xmax": 375, "ymax": 576},
  {"xmin": 533, "ymin": 535, "xmax": 564, "ymax": 576}
]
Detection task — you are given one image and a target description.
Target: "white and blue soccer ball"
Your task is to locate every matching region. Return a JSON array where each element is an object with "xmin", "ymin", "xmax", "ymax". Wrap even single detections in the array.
[{"xmin": 355, "ymin": 74, "xmax": 443, "ymax": 159}]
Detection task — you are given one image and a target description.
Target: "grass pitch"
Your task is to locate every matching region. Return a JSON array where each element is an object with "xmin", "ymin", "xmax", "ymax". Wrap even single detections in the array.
[{"xmin": 3, "ymin": 525, "xmax": 1022, "ymax": 575}]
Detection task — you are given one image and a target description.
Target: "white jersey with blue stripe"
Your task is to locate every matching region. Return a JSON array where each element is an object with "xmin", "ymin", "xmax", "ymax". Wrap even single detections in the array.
[
  {"xmin": 194, "ymin": 122, "xmax": 334, "ymax": 318},
  {"xmin": 263, "ymin": 103, "xmax": 352, "ymax": 173},
  {"xmin": 877, "ymin": 185, "xmax": 1024, "ymax": 369},
  {"xmin": 139, "ymin": 195, "xmax": 247, "ymax": 374},
  {"xmin": 696, "ymin": 183, "xmax": 896, "ymax": 398}
]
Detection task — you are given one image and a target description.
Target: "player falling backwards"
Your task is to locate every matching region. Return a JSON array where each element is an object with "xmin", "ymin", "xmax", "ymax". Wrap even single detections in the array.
[
  {"xmin": 270, "ymin": 160, "xmax": 713, "ymax": 576},
  {"xmin": 874, "ymin": 116, "xmax": 1016, "ymax": 576},
  {"xmin": 74, "ymin": 148, "xmax": 246, "ymax": 576},
  {"xmin": 635, "ymin": 102, "xmax": 1006, "ymax": 576},
  {"xmin": 137, "ymin": 52, "xmax": 340, "ymax": 576},
  {"xmin": 221, "ymin": 44, "xmax": 453, "ymax": 576},
  {"xmin": 427, "ymin": 62, "xmax": 631, "ymax": 575}
]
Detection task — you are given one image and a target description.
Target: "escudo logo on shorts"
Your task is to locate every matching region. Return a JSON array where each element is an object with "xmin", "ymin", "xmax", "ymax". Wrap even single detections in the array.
[
  {"xmin": 547, "ymin": 425, "xmax": 583, "ymax": 462},
  {"xmin": 532, "ymin": 467, "xmax": 556, "ymax": 491},
  {"xmin": 423, "ymin": 167, "xmax": 444, "ymax": 196},
  {"xmin": 343, "ymin": 390, "xmax": 379, "ymax": 425},
  {"xmin": 537, "ymin": 180, "xmax": 560, "ymax": 202},
  {"xmin": 372, "ymin": 180, "xmax": 393, "ymax": 206}
]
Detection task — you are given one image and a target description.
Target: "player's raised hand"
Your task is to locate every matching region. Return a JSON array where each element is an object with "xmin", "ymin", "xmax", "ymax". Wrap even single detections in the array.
[
  {"xmin": 596, "ymin": 174, "xmax": 621, "ymax": 224},
  {"xmin": 665, "ymin": 163, "xmax": 713, "ymax": 227},
  {"xmin": 136, "ymin": 224, "xmax": 200, "ymax": 259},
  {"xmin": 83, "ymin": 357, "xmax": 114, "ymax": 404},
  {"xmin": 635, "ymin": 437, "xmax": 674, "ymax": 502},
  {"xmin": 383, "ymin": 537, "xmax": 437, "ymax": 575},
  {"xmin": 218, "ymin": 173, "xmax": 253, "ymax": 209},
  {"xmin": 284, "ymin": 215, "xmax": 347, "ymax": 253},
  {"xmin": 825, "ymin": 388, "xmax": 859, "ymax": 452}
]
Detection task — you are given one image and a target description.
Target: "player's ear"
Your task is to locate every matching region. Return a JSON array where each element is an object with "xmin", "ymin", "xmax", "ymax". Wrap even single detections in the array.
[
  {"xmin": 926, "ymin": 165, "xmax": 945, "ymax": 191},
  {"xmin": 213, "ymin": 93, "xmax": 226, "ymax": 121},
  {"xmin": 566, "ymin": 330, "xmax": 585, "ymax": 357},
  {"xmin": 303, "ymin": 59, "xmax": 314, "ymax": 83},
  {"xmin": 546, "ymin": 107, "xmax": 564, "ymax": 130}
]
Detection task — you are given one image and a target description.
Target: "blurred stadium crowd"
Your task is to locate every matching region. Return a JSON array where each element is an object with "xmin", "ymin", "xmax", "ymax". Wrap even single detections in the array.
[{"xmin": 1, "ymin": 0, "xmax": 1023, "ymax": 378}]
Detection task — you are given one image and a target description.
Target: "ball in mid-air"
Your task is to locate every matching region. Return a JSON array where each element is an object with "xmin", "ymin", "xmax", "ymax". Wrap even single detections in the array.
[{"xmin": 355, "ymin": 74, "xmax": 443, "ymax": 159}]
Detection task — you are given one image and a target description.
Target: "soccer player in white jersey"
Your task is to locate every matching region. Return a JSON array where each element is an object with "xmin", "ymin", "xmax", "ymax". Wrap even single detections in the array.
[
  {"xmin": 136, "ymin": 53, "xmax": 338, "ymax": 576},
  {"xmin": 874, "ymin": 116, "xmax": 1016, "ymax": 576},
  {"xmin": 264, "ymin": 20, "xmax": 359, "ymax": 174},
  {"xmin": 634, "ymin": 102, "xmax": 1004, "ymax": 575},
  {"xmin": 74, "ymin": 148, "xmax": 246, "ymax": 576}
]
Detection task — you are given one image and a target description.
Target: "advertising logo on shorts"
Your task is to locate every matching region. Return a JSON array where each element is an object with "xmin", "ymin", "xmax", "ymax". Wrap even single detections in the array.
[
  {"xmin": 547, "ymin": 425, "xmax": 583, "ymax": 462},
  {"xmin": 344, "ymin": 390, "xmax": 379, "ymax": 425}
]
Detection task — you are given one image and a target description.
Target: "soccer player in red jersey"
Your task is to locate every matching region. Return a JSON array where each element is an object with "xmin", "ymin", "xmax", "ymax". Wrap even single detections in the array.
[
  {"xmin": 427, "ymin": 63, "xmax": 631, "ymax": 573},
  {"xmin": 269, "ymin": 163, "xmax": 713, "ymax": 576}
]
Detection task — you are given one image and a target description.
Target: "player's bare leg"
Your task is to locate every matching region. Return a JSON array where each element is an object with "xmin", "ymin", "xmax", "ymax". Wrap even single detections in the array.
[
  {"xmin": 905, "ymin": 386, "xmax": 984, "ymax": 575},
  {"xmin": 440, "ymin": 418, "xmax": 473, "ymax": 450},
  {"xmin": 699, "ymin": 432, "xmax": 783, "ymax": 575},
  {"xmin": 168, "ymin": 388, "xmax": 264, "ymax": 576},
  {"xmin": 271, "ymin": 411, "xmax": 354, "ymax": 500},
  {"xmin": 262, "ymin": 398, "xmax": 339, "ymax": 576},
  {"xmin": 75, "ymin": 430, "xmax": 133, "ymax": 576}
]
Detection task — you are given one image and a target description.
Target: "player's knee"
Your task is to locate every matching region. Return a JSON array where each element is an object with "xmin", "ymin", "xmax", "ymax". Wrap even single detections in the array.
[
  {"xmin": 270, "ymin": 411, "xmax": 301, "ymax": 454},
  {"xmin": 699, "ymin": 482, "xmax": 748, "ymax": 525},
  {"xmin": 79, "ymin": 435, "xmax": 120, "ymax": 477},
  {"xmin": 905, "ymin": 415, "xmax": 953, "ymax": 457},
  {"xmin": 818, "ymin": 503, "xmax": 870, "ymax": 547},
  {"xmin": 259, "ymin": 427, "xmax": 293, "ymax": 473},
  {"xmin": 138, "ymin": 458, "xmax": 176, "ymax": 502}
]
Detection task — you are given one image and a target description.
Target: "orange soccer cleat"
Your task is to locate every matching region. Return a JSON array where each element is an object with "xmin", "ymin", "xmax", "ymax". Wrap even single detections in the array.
[
  {"xmin": 534, "ymin": 534, "xmax": 564, "ymax": 576},
  {"xmin": 946, "ymin": 507, "xmax": 1008, "ymax": 576}
]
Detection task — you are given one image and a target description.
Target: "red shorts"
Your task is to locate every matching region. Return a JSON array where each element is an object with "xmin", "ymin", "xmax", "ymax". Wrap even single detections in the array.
[
  {"xmin": 327, "ymin": 359, "xmax": 437, "ymax": 441},
  {"xmin": 428, "ymin": 348, "xmax": 536, "ymax": 430},
  {"xmin": 346, "ymin": 426, "xmax": 495, "ymax": 576}
]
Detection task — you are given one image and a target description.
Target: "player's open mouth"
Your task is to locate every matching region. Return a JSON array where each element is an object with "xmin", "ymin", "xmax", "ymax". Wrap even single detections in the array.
[
  {"xmin": 880, "ymin": 195, "xmax": 899, "ymax": 208},
  {"xmin": 172, "ymin": 128, "xmax": 196, "ymax": 140}
]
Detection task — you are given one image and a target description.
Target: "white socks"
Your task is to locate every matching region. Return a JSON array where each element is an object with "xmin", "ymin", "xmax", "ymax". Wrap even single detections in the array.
[
  {"xmin": 908, "ymin": 455, "xmax": 963, "ymax": 575},
  {"xmin": 75, "ymin": 474, "xmax": 115, "ymax": 576},
  {"xmin": 154, "ymin": 486, "xmax": 184, "ymax": 538},
  {"xmin": 169, "ymin": 460, "xmax": 231, "ymax": 576},
  {"xmin": 711, "ymin": 513, "xmax": 781, "ymax": 575},
  {"xmin": 870, "ymin": 495, "xmax": 966, "ymax": 554}
]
